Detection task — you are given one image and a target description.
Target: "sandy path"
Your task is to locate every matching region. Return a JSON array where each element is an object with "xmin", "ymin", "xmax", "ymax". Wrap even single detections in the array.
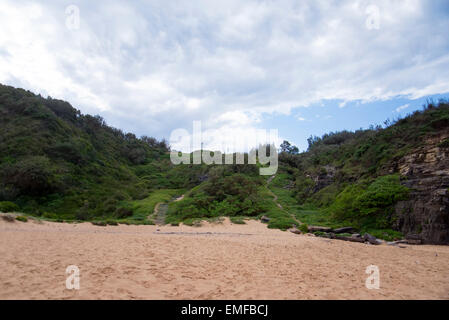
[{"xmin": 0, "ymin": 218, "xmax": 448, "ymax": 300}]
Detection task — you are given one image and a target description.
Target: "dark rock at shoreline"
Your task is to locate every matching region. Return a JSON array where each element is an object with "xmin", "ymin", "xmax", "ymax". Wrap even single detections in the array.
[
  {"xmin": 308, "ymin": 226, "xmax": 333, "ymax": 232},
  {"xmin": 363, "ymin": 233, "xmax": 381, "ymax": 245},
  {"xmin": 333, "ymin": 227, "xmax": 357, "ymax": 234}
]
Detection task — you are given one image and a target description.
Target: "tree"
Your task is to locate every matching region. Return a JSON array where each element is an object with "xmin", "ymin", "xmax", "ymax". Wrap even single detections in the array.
[{"xmin": 280, "ymin": 140, "xmax": 299, "ymax": 155}]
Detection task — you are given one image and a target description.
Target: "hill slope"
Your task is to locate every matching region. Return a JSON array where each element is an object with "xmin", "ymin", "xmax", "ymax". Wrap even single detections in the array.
[{"xmin": 1, "ymin": 84, "xmax": 448, "ymax": 243}]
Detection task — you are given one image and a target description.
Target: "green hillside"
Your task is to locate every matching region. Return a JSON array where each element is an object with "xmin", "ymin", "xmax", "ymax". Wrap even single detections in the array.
[{"xmin": 1, "ymin": 84, "xmax": 448, "ymax": 242}]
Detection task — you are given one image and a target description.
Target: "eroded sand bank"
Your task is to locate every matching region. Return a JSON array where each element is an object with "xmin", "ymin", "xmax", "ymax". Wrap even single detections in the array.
[{"xmin": 1, "ymin": 218, "xmax": 448, "ymax": 299}]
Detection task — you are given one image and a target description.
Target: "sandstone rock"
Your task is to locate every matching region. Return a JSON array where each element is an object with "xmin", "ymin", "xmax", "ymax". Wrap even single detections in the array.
[
  {"xmin": 333, "ymin": 227, "xmax": 356, "ymax": 234},
  {"xmin": 1, "ymin": 214, "xmax": 15, "ymax": 222},
  {"xmin": 308, "ymin": 226, "xmax": 333, "ymax": 232},
  {"xmin": 393, "ymin": 133, "xmax": 449, "ymax": 245},
  {"xmin": 363, "ymin": 233, "xmax": 381, "ymax": 245},
  {"xmin": 334, "ymin": 235, "xmax": 365, "ymax": 243},
  {"xmin": 288, "ymin": 228, "xmax": 301, "ymax": 235}
]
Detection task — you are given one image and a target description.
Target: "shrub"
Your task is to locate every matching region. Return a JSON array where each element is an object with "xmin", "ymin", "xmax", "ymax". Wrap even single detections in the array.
[
  {"xmin": 230, "ymin": 216, "xmax": 246, "ymax": 224},
  {"xmin": 299, "ymin": 223, "xmax": 308, "ymax": 233},
  {"xmin": 15, "ymin": 215, "xmax": 28, "ymax": 222},
  {"xmin": 76, "ymin": 201, "xmax": 90, "ymax": 220},
  {"xmin": 331, "ymin": 175, "xmax": 409, "ymax": 228},
  {"xmin": 3, "ymin": 156, "xmax": 58, "ymax": 196},
  {"xmin": 105, "ymin": 220, "xmax": 118, "ymax": 226},
  {"xmin": 114, "ymin": 207, "xmax": 133, "ymax": 219},
  {"xmin": 0, "ymin": 201, "xmax": 19, "ymax": 213}
]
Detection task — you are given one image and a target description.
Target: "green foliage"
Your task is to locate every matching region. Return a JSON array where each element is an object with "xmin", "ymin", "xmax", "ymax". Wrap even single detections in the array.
[
  {"xmin": 0, "ymin": 84, "xmax": 447, "ymax": 238},
  {"xmin": 15, "ymin": 215, "xmax": 28, "ymax": 222},
  {"xmin": 166, "ymin": 174, "xmax": 265, "ymax": 224},
  {"xmin": 294, "ymin": 176, "xmax": 315, "ymax": 204},
  {"xmin": 280, "ymin": 140, "xmax": 299, "ymax": 154},
  {"xmin": 230, "ymin": 216, "xmax": 246, "ymax": 224},
  {"xmin": 330, "ymin": 175, "xmax": 409, "ymax": 228},
  {"xmin": 299, "ymin": 223, "xmax": 308, "ymax": 233},
  {"xmin": 0, "ymin": 201, "xmax": 19, "ymax": 212},
  {"xmin": 126, "ymin": 189, "xmax": 182, "ymax": 222},
  {"xmin": 114, "ymin": 207, "xmax": 134, "ymax": 219},
  {"xmin": 0, "ymin": 84, "xmax": 169, "ymax": 220}
]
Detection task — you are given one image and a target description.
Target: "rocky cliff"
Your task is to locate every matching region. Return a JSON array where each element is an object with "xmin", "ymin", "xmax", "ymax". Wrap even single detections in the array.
[{"xmin": 394, "ymin": 130, "xmax": 449, "ymax": 244}]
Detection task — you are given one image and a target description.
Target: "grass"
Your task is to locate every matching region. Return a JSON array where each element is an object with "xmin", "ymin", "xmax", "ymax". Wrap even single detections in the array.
[
  {"xmin": 258, "ymin": 186, "xmax": 297, "ymax": 230},
  {"xmin": 15, "ymin": 215, "xmax": 28, "ymax": 222},
  {"xmin": 230, "ymin": 216, "xmax": 246, "ymax": 224},
  {"xmin": 122, "ymin": 188, "xmax": 184, "ymax": 222}
]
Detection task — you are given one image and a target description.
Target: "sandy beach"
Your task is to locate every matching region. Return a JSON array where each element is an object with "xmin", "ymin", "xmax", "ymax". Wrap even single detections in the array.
[{"xmin": 1, "ymin": 217, "xmax": 448, "ymax": 300}]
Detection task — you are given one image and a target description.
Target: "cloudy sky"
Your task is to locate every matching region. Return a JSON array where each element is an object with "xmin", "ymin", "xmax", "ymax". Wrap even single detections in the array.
[{"xmin": 1, "ymin": 0, "xmax": 449, "ymax": 151}]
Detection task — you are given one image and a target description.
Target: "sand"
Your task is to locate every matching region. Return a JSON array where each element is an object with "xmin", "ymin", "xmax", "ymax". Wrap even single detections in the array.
[{"xmin": 1, "ymin": 217, "xmax": 449, "ymax": 300}]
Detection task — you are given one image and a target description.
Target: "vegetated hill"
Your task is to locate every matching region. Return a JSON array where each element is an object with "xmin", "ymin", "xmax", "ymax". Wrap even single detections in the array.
[
  {"xmin": 0, "ymin": 83, "xmax": 179, "ymax": 220},
  {"xmin": 1, "ymin": 84, "xmax": 448, "ymax": 244},
  {"xmin": 277, "ymin": 100, "xmax": 449, "ymax": 244}
]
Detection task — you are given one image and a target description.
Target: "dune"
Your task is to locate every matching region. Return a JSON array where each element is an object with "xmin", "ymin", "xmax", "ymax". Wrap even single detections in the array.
[{"xmin": 0, "ymin": 218, "xmax": 448, "ymax": 300}]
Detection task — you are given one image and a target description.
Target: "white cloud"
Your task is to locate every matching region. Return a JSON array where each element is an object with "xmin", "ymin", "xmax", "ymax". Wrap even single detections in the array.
[
  {"xmin": 395, "ymin": 104, "xmax": 410, "ymax": 113},
  {"xmin": 1, "ymin": 0, "xmax": 449, "ymax": 151}
]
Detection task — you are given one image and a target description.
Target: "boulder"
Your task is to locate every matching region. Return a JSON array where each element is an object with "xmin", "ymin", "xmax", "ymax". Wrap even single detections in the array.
[
  {"xmin": 1, "ymin": 214, "xmax": 15, "ymax": 222},
  {"xmin": 308, "ymin": 226, "xmax": 333, "ymax": 233},
  {"xmin": 387, "ymin": 240, "xmax": 408, "ymax": 246},
  {"xmin": 260, "ymin": 216, "xmax": 270, "ymax": 223},
  {"xmin": 288, "ymin": 228, "xmax": 301, "ymax": 235},
  {"xmin": 334, "ymin": 235, "xmax": 365, "ymax": 243},
  {"xmin": 334, "ymin": 227, "xmax": 356, "ymax": 234},
  {"xmin": 363, "ymin": 233, "xmax": 381, "ymax": 245}
]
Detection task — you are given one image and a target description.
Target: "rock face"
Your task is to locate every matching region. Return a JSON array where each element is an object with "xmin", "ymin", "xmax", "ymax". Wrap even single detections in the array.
[
  {"xmin": 311, "ymin": 165, "xmax": 336, "ymax": 193},
  {"xmin": 393, "ymin": 131, "xmax": 449, "ymax": 244}
]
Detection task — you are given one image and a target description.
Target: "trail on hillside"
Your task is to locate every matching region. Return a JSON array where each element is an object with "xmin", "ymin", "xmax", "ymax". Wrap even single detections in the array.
[
  {"xmin": 267, "ymin": 175, "xmax": 302, "ymax": 226},
  {"xmin": 152, "ymin": 194, "xmax": 185, "ymax": 225},
  {"xmin": 154, "ymin": 203, "xmax": 168, "ymax": 225}
]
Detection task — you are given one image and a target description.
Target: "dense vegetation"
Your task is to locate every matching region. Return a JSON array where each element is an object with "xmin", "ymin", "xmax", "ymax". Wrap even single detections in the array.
[
  {"xmin": 0, "ymin": 84, "xmax": 191, "ymax": 222},
  {"xmin": 1, "ymin": 83, "xmax": 448, "ymax": 240}
]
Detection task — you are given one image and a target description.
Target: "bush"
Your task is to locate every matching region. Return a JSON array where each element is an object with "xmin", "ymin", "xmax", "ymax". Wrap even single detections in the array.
[
  {"xmin": 15, "ymin": 215, "xmax": 28, "ymax": 222},
  {"xmin": 76, "ymin": 201, "xmax": 90, "ymax": 220},
  {"xmin": 114, "ymin": 207, "xmax": 133, "ymax": 219},
  {"xmin": 0, "ymin": 201, "xmax": 19, "ymax": 213},
  {"xmin": 331, "ymin": 175, "xmax": 409, "ymax": 228},
  {"xmin": 3, "ymin": 156, "xmax": 58, "ymax": 196},
  {"xmin": 299, "ymin": 223, "xmax": 308, "ymax": 233},
  {"xmin": 230, "ymin": 216, "xmax": 246, "ymax": 224}
]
